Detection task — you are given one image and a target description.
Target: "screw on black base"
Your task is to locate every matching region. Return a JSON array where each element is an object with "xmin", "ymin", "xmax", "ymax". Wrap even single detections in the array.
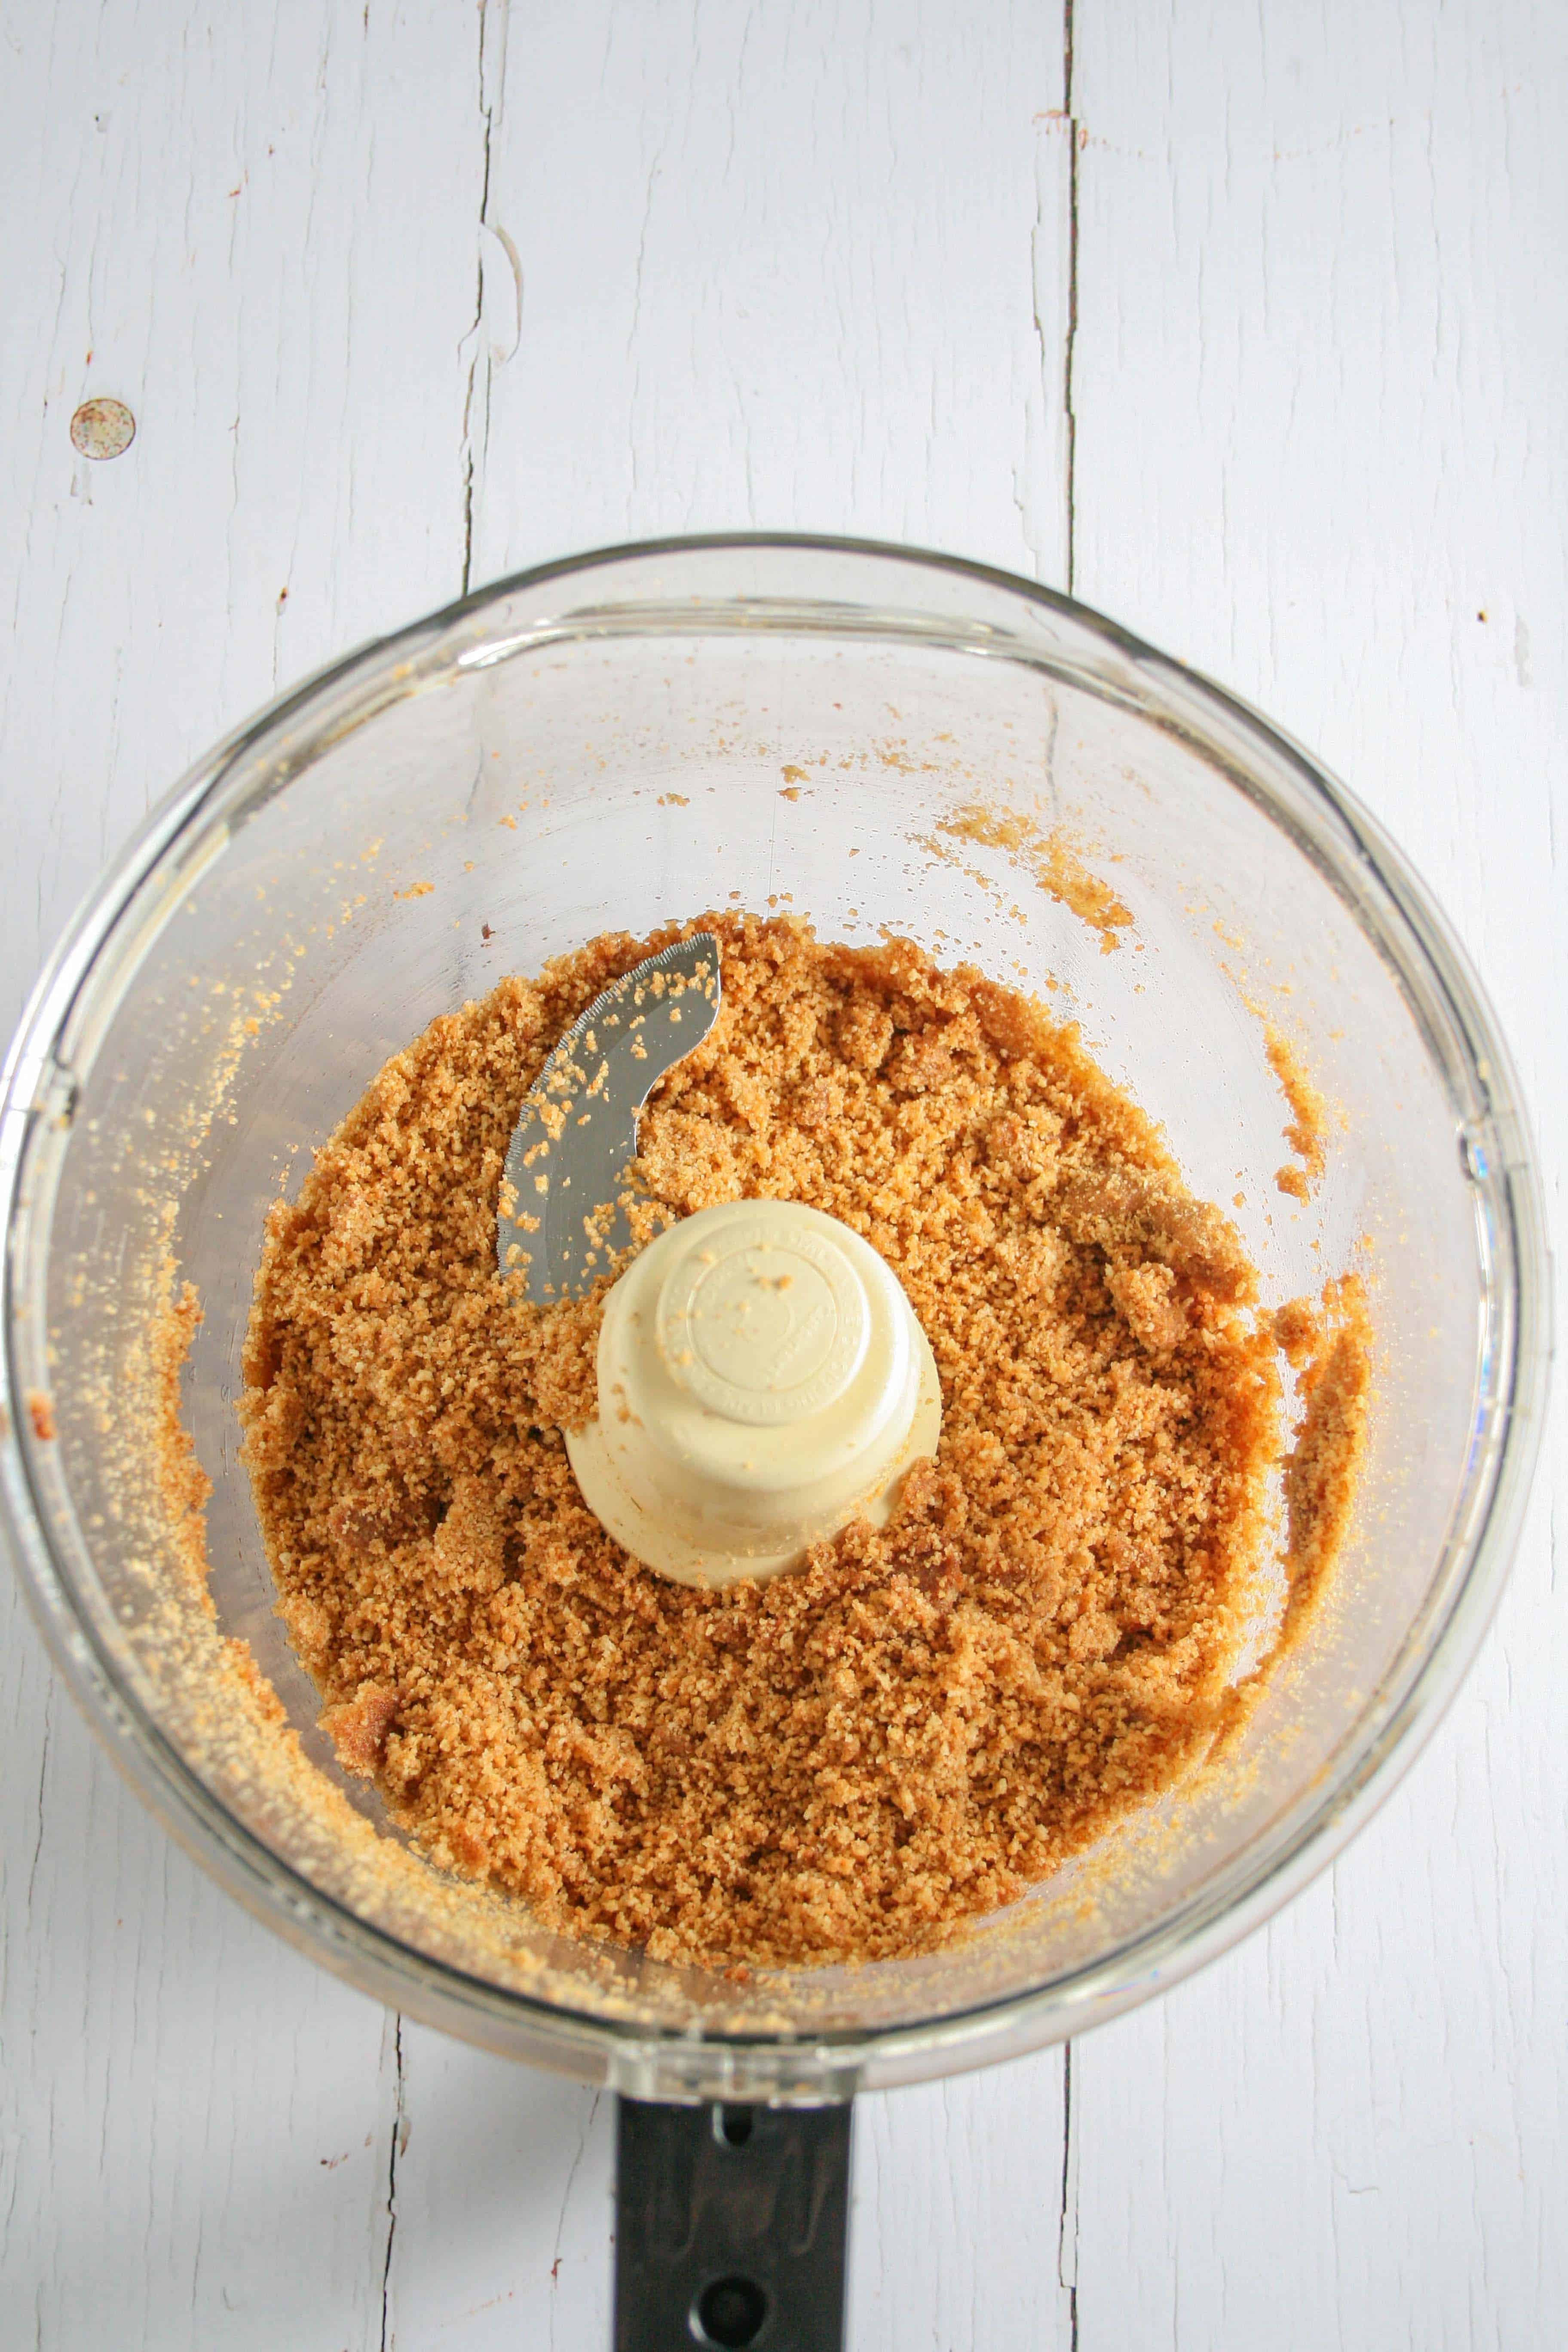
[{"xmin": 612, "ymin": 2094, "xmax": 853, "ymax": 2349}]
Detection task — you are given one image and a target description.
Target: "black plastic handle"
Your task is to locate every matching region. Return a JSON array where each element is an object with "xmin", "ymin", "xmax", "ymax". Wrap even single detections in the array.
[{"xmin": 613, "ymin": 2094, "xmax": 853, "ymax": 2350}]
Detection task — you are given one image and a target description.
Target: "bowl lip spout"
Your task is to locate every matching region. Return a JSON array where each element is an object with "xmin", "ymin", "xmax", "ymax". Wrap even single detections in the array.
[{"xmin": 0, "ymin": 532, "xmax": 1551, "ymax": 2091}]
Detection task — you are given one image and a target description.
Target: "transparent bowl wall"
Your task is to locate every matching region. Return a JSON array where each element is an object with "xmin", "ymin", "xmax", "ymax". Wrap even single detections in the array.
[{"xmin": 1, "ymin": 541, "xmax": 1547, "ymax": 2098}]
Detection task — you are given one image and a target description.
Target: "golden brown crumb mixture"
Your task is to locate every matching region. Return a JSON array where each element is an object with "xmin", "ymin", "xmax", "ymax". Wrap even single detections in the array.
[
  {"xmin": 240, "ymin": 915, "xmax": 1292, "ymax": 1969},
  {"xmin": 1276, "ymin": 1274, "xmax": 1372, "ymax": 1642},
  {"xmin": 935, "ymin": 804, "xmax": 1135, "ymax": 952},
  {"xmin": 150, "ymin": 1274, "xmax": 212, "ymax": 1587},
  {"xmin": 1265, "ymin": 1024, "xmax": 1329, "ymax": 1201}
]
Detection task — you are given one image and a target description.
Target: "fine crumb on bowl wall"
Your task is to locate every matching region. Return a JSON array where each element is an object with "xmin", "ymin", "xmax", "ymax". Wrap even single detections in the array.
[
  {"xmin": 1275, "ymin": 1274, "xmax": 1374, "ymax": 1645},
  {"xmin": 1265, "ymin": 1022, "xmax": 1330, "ymax": 1201},
  {"xmin": 149, "ymin": 1270, "xmax": 211, "ymax": 1590},
  {"xmin": 931, "ymin": 802, "xmax": 1135, "ymax": 954},
  {"xmin": 935, "ymin": 785, "xmax": 1337, "ymax": 1210},
  {"xmin": 202, "ymin": 910, "xmax": 1373, "ymax": 1974}
]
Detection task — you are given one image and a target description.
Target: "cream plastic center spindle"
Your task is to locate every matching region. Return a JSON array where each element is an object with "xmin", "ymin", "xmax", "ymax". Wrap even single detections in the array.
[{"xmin": 565, "ymin": 1199, "xmax": 942, "ymax": 1588}]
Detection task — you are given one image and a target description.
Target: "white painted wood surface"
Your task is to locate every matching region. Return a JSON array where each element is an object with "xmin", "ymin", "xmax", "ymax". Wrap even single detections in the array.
[{"xmin": 1, "ymin": 2, "xmax": 1562, "ymax": 2345}]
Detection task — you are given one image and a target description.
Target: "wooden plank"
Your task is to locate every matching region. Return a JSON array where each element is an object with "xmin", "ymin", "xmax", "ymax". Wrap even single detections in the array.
[
  {"xmin": 850, "ymin": 2057, "xmax": 1075, "ymax": 2352},
  {"xmin": 1068, "ymin": 4, "xmax": 1568, "ymax": 2345},
  {"xmin": 384, "ymin": 6, "xmax": 1079, "ymax": 2343},
  {"xmin": 383, "ymin": 2027, "xmax": 613, "ymax": 2351},
  {"xmin": 0, "ymin": 4, "xmax": 485, "ymax": 2346},
  {"xmin": 3, "ymin": 1, "xmax": 1079, "ymax": 2341},
  {"xmin": 470, "ymin": 0, "xmax": 1071, "ymax": 583}
]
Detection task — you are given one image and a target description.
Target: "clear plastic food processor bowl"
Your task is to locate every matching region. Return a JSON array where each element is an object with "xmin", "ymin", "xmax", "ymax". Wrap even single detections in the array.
[{"xmin": 0, "ymin": 538, "xmax": 1548, "ymax": 2103}]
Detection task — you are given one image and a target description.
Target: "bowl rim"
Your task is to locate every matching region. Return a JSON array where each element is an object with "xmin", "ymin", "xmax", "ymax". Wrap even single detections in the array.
[{"xmin": 0, "ymin": 531, "xmax": 1552, "ymax": 2090}]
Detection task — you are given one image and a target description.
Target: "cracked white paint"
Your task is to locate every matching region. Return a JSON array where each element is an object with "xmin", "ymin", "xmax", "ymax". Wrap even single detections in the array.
[{"xmin": 1, "ymin": 1, "xmax": 1564, "ymax": 2347}]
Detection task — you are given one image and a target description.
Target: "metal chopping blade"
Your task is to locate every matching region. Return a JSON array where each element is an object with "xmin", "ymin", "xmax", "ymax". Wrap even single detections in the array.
[{"xmin": 497, "ymin": 934, "xmax": 722, "ymax": 1304}]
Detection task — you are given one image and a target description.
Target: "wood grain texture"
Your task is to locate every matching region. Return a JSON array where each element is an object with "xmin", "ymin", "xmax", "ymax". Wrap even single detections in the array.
[
  {"xmin": 1070, "ymin": 5, "xmax": 1567, "ymax": 2347},
  {"xmin": 469, "ymin": 0, "xmax": 1069, "ymax": 582},
  {"xmin": 0, "ymin": 1, "xmax": 1562, "ymax": 2346},
  {"xmin": 0, "ymin": 5, "xmax": 483, "ymax": 2347}
]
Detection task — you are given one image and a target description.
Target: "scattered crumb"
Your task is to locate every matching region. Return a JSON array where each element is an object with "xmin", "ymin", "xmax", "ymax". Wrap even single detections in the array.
[
  {"xmin": 25, "ymin": 1389, "xmax": 56, "ymax": 1442},
  {"xmin": 1265, "ymin": 1025, "xmax": 1328, "ymax": 1200},
  {"xmin": 322, "ymin": 1683, "xmax": 402, "ymax": 1777},
  {"xmin": 393, "ymin": 882, "xmax": 435, "ymax": 901},
  {"xmin": 934, "ymin": 805, "xmax": 1133, "ymax": 952},
  {"xmin": 1277, "ymin": 1276, "xmax": 1373, "ymax": 1644},
  {"xmin": 150, "ymin": 1278, "xmax": 212, "ymax": 1590}
]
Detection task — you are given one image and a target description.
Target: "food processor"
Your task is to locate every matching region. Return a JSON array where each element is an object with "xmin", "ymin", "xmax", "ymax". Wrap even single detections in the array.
[{"xmin": 0, "ymin": 539, "xmax": 1548, "ymax": 2348}]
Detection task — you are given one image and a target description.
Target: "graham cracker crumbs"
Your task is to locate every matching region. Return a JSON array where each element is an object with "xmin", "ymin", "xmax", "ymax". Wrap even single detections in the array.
[
  {"xmin": 240, "ymin": 914, "xmax": 1303, "ymax": 1971},
  {"xmin": 149, "ymin": 1276, "xmax": 213, "ymax": 1592},
  {"xmin": 25, "ymin": 1389, "xmax": 56, "ymax": 1442},
  {"xmin": 1278, "ymin": 1274, "xmax": 1372, "ymax": 1641},
  {"xmin": 1264, "ymin": 1023, "xmax": 1328, "ymax": 1200},
  {"xmin": 937, "ymin": 805, "xmax": 1134, "ymax": 952}
]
